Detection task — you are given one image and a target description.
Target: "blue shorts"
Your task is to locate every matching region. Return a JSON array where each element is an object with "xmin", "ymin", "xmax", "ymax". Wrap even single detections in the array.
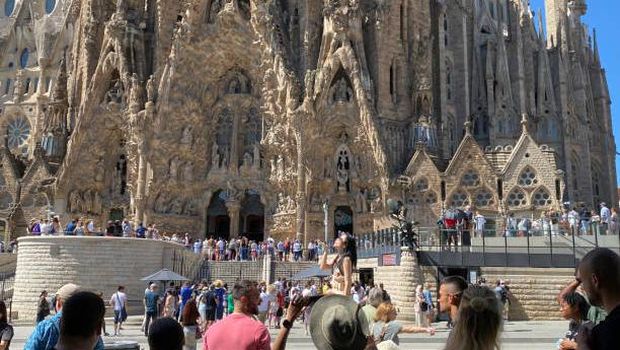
[{"xmin": 114, "ymin": 310, "xmax": 123, "ymax": 324}]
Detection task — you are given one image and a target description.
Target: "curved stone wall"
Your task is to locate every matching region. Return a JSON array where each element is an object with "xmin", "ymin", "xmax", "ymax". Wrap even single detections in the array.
[{"xmin": 12, "ymin": 236, "xmax": 199, "ymax": 323}]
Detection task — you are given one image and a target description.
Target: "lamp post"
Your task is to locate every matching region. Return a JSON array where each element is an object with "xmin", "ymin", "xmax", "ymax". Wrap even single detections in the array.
[{"xmin": 322, "ymin": 200, "xmax": 329, "ymax": 244}]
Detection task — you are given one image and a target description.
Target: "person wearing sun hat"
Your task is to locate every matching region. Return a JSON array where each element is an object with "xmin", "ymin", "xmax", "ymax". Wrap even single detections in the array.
[
  {"xmin": 24, "ymin": 283, "xmax": 105, "ymax": 350},
  {"xmin": 309, "ymin": 294, "xmax": 372, "ymax": 350}
]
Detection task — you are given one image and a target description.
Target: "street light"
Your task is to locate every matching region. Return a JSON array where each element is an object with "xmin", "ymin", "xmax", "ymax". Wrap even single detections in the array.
[{"xmin": 322, "ymin": 200, "xmax": 329, "ymax": 244}]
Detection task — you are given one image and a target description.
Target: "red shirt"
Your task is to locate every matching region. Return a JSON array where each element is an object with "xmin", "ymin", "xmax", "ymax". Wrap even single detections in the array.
[{"xmin": 203, "ymin": 313, "xmax": 271, "ymax": 350}]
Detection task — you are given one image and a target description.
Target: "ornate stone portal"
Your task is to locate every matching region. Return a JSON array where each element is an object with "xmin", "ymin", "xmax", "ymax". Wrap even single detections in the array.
[{"xmin": 0, "ymin": 0, "xmax": 615, "ymax": 241}]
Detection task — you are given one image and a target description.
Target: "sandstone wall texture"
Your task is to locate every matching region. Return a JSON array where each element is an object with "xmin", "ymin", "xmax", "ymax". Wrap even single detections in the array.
[
  {"xmin": 480, "ymin": 267, "xmax": 574, "ymax": 321},
  {"xmin": 12, "ymin": 236, "xmax": 200, "ymax": 323}
]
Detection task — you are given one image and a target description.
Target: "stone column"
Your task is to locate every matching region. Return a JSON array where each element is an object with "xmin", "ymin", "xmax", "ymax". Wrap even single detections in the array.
[
  {"xmin": 226, "ymin": 200, "xmax": 241, "ymax": 238},
  {"xmin": 394, "ymin": 246, "xmax": 422, "ymax": 322},
  {"xmin": 262, "ymin": 251, "xmax": 272, "ymax": 283},
  {"xmin": 295, "ymin": 131, "xmax": 306, "ymax": 243}
]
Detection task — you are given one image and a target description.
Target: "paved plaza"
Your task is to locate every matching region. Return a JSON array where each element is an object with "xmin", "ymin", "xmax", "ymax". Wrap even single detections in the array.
[{"xmin": 11, "ymin": 316, "xmax": 568, "ymax": 349}]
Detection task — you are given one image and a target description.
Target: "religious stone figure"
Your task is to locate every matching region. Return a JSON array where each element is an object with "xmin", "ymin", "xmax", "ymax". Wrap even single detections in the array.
[
  {"xmin": 252, "ymin": 144, "xmax": 261, "ymax": 168},
  {"xmin": 209, "ymin": 0, "xmax": 222, "ymax": 23},
  {"xmin": 169, "ymin": 156, "xmax": 180, "ymax": 180},
  {"xmin": 82, "ymin": 190, "xmax": 93, "ymax": 213},
  {"xmin": 336, "ymin": 149, "xmax": 350, "ymax": 192},
  {"xmin": 105, "ymin": 80, "xmax": 123, "ymax": 104},
  {"xmin": 69, "ymin": 191, "xmax": 83, "ymax": 213},
  {"xmin": 93, "ymin": 191, "xmax": 102, "ymax": 215},
  {"xmin": 211, "ymin": 142, "xmax": 220, "ymax": 168},
  {"xmin": 146, "ymin": 74, "xmax": 156, "ymax": 102},
  {"xmin": 154, "ymin": 194, "xmax": 167, "ymax": 213},
  {"xmin": 242, "ymin": 152, "xmax": 253, "ymax": 168},
  {"xmin": 183, "ymin": 162, "xmax": 193, "ymax": 181},
  {"xmin": 356, "ymin": 189, "xmax": 366, "ymax": 213},
  {"xmin": 276, "ymin": 155, "xmax": 284, "ymax": 180},
  {"xmin": 181, "ymin": 126, "xmax": 193, "ymax": 144},
  {"xmin": 183, "ymin": 199, "xmax": 198, "ymax": 216},
  {"xmin": 333, "ymin": 78, "xmax": 352, "ymax": 103}
]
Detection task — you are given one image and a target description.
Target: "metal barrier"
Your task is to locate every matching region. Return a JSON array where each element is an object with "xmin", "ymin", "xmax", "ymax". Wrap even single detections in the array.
[{"xmin": 354, "ymin": 226, "xmax": 620, "ymax": 268}]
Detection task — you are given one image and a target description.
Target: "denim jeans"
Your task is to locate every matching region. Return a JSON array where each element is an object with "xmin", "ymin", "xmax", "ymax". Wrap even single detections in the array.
[{"xmin": 144, "ymin": 311, "xmax": 158, "ymax": 336}]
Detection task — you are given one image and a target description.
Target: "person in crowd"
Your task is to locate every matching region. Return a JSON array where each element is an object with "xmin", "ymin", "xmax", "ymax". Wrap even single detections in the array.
[
  {"xmin": 148, "ymin": 317, "xmax": 184, "ymax": 350},
  {"xmin": 36, "ymin": 291, "xmax": 50, "ymax": 324},
  {"xmin": 556, "ymin": 290, "xmax": 592, "ymax": 350},
  {"xmin": 379, "ymin": 283, "xmax": 391, "ymax": 303},
  {"xmin": 576, "ymin": 248, "xmax": 620, "ymax": 350},
  {"xmin": 373, "ymin": 302, "xmax": 435, "ymax": 347},
  {"xmin": 444, "ymin": 285, "xmax": 502, "ymax": 350},
  {"xmin": 423, "ymin": 284, "xmax": 435, "ymax": 326},
  {"xmin": 163, "ymin": 289, "xmax": 178, "ymax": 318},
  {"xmin": 438, "ymin": 276, "xmax": 468, "ymax": 329},
  {"xmin": 25, "ymin": 283, "xmax": 104, "ymax": 350},
  {"xmin": 53, "ymin": 292, "xmax": 105, "ymax": 350},
  {"xmin": 179, "ymin": 282, "xmax": 193, "ymax": 321},
  {"xmin": 213, "ymin": 280, "xmax": 226, "ymax": 321},
  {"xmin": 143, "ymin": 283, "xmax": 161, "ymax": 337},
  {"xmin": 226, "ymin": 289, "xmax": 234, "ymax": 316},
  {"xmin": 95, "ymin": 292, "xmax": 109, "ymax": 337},
  {"xmin": 474, "ymin": 211, "xmax": 486, "ymax": 238},
  {"xmin": 414, "ymin": 285, "xmax": 427, "ymax": 327},
  {"xmin": 109, "ymin": 286, "xmax": 127, "ymax": 336},
  {"xmin": 600, "ymin": 203, "xmax": 611, "ymax": 235},
  {"xmin": 203, "ymin": 280, "xmax": 305, "ymax": 350},
  {"xmin": 200, "ymin": 285, "xmax": 217, "ymax": 329},
  {"xmin": 257, "ymin": 285, "xmax": 270, "ymax": 325},
  {"xmin": 494, "ymin": 280, "xmax": 510, "ymax": 320},
  {"xmin": 181, "ymin": 300, "xmax": 200, "ymax": 350},
  {"xmin": 0, "ymin": 301, "xmax": 13, "ymax": 350},
  {"xmin": 362, "ymin": 287, "xmax": 386, "ymax": 332},
  {"xmin": 267, "ymin": 285, "xmax": 279, "ymax": 329},
  {"xmin": 319, "ymin": 232, "xmax": 357, "ymax": 296}
]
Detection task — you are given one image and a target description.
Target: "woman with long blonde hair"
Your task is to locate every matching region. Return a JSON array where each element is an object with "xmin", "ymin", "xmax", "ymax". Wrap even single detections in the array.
[{"xmin": 444, "ymin": 285, "xmax": 502, "ymax": 350}]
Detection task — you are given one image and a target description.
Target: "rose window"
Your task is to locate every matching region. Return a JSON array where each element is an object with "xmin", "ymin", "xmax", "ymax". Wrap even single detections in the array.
[
  {"xmin": 415, "ymin": 178, "xmax": 429, "ymax": 192},
  {"xmin": 425, "ymin": 191, "xmax": 438, "ymax": 204},
  {"xmin": 7, "ymin": 117, "xmax": 30, "ymax": 149}
]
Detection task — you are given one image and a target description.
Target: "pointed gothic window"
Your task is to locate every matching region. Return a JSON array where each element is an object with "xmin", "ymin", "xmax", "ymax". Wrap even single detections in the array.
[
  {"xmin": 415, "ymin": 178, "xmax": 429, "ymax": 192},
  {"xmin": 4, "ymin": 0, "xmax": 15, "ymax": 16},
  {"xmin": 532, "ymin": 187, "xmax": 552, "ymax": 207},
  {"xmin": 474, "ymin": 189, "xmax": 494, "ymax": 207},
  {"xmin": 451, "ymin": 191, "xmax": 470, "ymax": 208},
  {"xmin": 19, "ymin": 49, "xmax": 29, "ymax": 69},
  {"xmin": 518, "ymin": 167, "xmax": 538, "ymax": 187},
  {"xmin": 461, "ymin": 170, "xmax": 481, "ymax": 187},
  {"xmin": 45, "ymin": 0, "xmax": 56, "ymax": 14},
  {"xmin": 425, "ymin": 191, "xmax": 438, "ymax": 204},
  {"xmin": 507, "ymin": 188, "xmax": 527, "ymax": 208}
]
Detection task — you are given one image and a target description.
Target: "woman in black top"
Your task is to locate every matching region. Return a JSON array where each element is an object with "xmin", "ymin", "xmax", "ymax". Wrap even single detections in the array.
[
  {"xmin": 319, "ymin": 232, "xmax": 357, "ymax": 296},
  {"xmin": 0, "ymin": 301, "xmax": 14, "ymax": 350}
]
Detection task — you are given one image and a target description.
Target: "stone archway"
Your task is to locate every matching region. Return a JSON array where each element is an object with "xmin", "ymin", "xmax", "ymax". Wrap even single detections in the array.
[
  {"xmin": 240, "ymin": 191, "xmax": 264, "ymax": 242},
  {"xmin": 334, "ymin": 206, "xmax": 353, "ymax": 238},
  {"xmin": 206, "ymin": 190, "xmax": 230, "ymax": 239}
]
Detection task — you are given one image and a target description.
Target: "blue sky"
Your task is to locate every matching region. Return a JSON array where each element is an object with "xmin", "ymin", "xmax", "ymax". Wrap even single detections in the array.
[{"xmin": 530, "ymin": 0, "xmax": 620, "ymax": 184}]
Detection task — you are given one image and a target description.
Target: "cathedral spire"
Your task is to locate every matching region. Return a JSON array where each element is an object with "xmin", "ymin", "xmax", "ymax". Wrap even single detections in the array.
[{"xmin": 593, "ymin": 28, "xmax": 601, "ymax": 65}]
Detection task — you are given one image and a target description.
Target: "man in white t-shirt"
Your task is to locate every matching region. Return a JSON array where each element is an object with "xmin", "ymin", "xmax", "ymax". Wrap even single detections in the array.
[
  {"xmin": 109, "ymin": 286, "xmax": 128, "ymax": 336},
  {"xmin": 257, "ymin": 288, "xmax": 270, "ymax": 325}
]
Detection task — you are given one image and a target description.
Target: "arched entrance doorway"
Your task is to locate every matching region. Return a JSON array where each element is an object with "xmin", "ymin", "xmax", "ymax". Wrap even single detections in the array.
[
  {"xmin": 206, "ymin": 191, "xmax": 230, "ymax": 239},
  {"xmin": 334, "ymin": 206, "xmax": 353, "ymax": 238},
  {"xmin": 240, "ymin": 191, "xmax": 264, "ymax": 242}
]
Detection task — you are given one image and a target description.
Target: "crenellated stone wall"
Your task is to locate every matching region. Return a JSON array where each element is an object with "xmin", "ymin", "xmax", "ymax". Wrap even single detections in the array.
[{"xmin": 12, "ymin": 236, "xmax": 201, "ymax": 323}]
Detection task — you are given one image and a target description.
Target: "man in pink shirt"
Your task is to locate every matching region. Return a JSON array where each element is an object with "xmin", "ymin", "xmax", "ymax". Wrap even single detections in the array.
[{"xmin": 203, "ymin": 280, "xmax": 303, "ymax": 350}]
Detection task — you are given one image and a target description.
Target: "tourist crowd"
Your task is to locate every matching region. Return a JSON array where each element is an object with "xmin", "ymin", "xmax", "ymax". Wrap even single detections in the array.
[{"xmin": 8, "ymin": 246, "xmax": 618, "ymax": 349}]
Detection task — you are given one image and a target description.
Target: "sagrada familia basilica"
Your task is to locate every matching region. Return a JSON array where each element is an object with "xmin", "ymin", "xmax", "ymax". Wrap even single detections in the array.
[{"xmin": 0, "ymin": 0, "xmax": 615, "ymax": 241}]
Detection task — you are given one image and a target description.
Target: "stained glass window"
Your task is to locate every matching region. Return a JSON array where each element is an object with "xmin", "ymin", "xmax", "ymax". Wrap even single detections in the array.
[
  {"xmin": 4, "ymin": 0, "xmax": 15, "ymax": 16},
  {"xmin": 7, "ymin": 117, "xmax": 30, "ymax": 149},
  {"xmin": 20, "ymin": 48, "xmax": 28, "ymax": 69},
  {"xmin": 45, "ymin": 0, "xmax": 56, "ymax": 14}
]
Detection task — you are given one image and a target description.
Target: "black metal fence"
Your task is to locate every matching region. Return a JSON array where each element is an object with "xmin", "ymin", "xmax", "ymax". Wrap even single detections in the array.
[{"xmin": 355, "ymin": 226, "xmax": 620, "ymax": 268}]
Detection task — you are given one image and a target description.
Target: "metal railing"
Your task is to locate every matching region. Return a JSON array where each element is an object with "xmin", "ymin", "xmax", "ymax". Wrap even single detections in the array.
[{"xmin": 354, "ymin": 225, "xmax": 620, "ymax": 268}]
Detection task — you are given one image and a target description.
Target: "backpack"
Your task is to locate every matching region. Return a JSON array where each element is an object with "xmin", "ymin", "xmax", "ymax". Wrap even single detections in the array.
[{"xmin": 207, "ymin": 291, "xmax": 217, "ymax": 308}]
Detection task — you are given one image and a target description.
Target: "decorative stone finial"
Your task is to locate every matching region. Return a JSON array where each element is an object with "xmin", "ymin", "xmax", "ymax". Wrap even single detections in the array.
[
  {"xmin": 464, "ymin": 118, "xmax": 473, "ymax": 136},
  {"xmin": 520, "ymin": 113, "xmax": 529, "ymax": 134}
]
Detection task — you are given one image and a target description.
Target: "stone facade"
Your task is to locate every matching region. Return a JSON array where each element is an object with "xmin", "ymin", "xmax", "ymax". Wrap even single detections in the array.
[
  {"xmin": 0, "ymin": 0, "xmax": 615, "ymax": 242},
  {"xmin": 12, "ymin": 236, "xmax": 200, "ymax": 322}
]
